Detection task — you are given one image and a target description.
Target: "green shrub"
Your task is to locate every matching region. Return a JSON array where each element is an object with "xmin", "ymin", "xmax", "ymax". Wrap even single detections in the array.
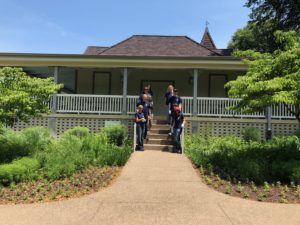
[
  {"xmin": 20, "ymin": 127, "xmax": 52, "ymax": 154},
  {"xmin": 96, "ymin": 144, "xmax": 132, "ymax": 166},
  {"xmin": 101, "ymin": 124, "xmax": 127, "ymax": 146},
  {"xmin": 185, "ymin": 134, "xmax": 300, "ymax": 184},
  {"xmin": 63, "ymin": 127, "xmax": 90, "ymax": 139},
  {"xmin": 0, "ymin": 157, "xmax": 40, "ymax": 186},
  {"xmin": 43, "ymin": 135, "xmax": 92, "ymax": 180},
  {"xmin": 0, "ymin": 128, "xmax": 29, "ymax": 163},
  {"xmin": 241, "ymin": 127, "xmax": 261, "ymax": 142}
]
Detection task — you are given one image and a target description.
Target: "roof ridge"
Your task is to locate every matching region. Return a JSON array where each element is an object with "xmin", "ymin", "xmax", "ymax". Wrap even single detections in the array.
[
  {"xmin": 132, "ymin": 34, "xmax": 188, "ymax": 37},
  {"xmin": 98, "ymin": 35, "xmax": 135, "ymax": 55},
  {"xmin": 184, "ymin": 36, "xmax": 221, "ymax": 56}
]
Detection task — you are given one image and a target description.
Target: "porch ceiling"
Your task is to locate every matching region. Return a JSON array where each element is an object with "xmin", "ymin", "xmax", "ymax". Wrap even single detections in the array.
[{"xmin": 0, "ymin": 53, "xmax": 247, "ymax": 71}]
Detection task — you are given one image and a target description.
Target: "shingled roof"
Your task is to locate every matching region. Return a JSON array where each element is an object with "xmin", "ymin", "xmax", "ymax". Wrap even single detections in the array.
[
  {"xmin": 84, "ymin": 46, "xmax": 108, "ymax": 55},
  {"xmin": 200, "ymin": 27, "xmax": 216, "ymax": 50},
  {"xmin": 83, "ymin": 29, "xmax": 233, "ymax": 57},
  {"xmin": 95, "ymin": 35, "xmax": 220, "ymax": 57}
]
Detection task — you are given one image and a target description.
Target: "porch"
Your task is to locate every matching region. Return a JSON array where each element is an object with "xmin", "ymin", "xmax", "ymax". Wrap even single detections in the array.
[{"xmin": 52, "ymin": 94, "xmax": 295, "ymax": 119}]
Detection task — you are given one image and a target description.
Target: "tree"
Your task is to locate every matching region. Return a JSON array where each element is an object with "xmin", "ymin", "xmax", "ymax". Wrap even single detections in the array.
[
  {"xmin": 246, "ymin": 0, "xmax": 300, "ymax": 30},
  {"xmin": 0, "ymin": 67, "xmax": 62, "ymax": 126},
  {"xmin": 226, "ymin": 31, "xmax": 300, "ymax": 123},
  {"xmin": 228, "ymin": 0, "xmax": 300, "ymax": 52}
]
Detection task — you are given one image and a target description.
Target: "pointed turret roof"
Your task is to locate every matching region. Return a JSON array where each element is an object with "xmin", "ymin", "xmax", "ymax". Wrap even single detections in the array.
[{"xmin": 200, "ymin": 27, "xmax": 216, "ymax": 50}]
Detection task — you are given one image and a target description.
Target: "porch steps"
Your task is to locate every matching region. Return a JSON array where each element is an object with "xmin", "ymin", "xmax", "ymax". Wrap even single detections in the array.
[{"xmin": 143, "ymin": 120, "xmax": 175, "ymax": 152}]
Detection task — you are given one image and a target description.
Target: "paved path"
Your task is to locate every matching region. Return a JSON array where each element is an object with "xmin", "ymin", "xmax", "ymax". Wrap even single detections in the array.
[{"xmin": 1, "ymin": 151, "xmax": 300, "ymax": 225}]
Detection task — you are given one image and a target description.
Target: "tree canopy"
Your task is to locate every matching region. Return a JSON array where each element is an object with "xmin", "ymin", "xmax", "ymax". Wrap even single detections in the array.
[
  {"xmin": 0, "ymin": 67, "xmax": 62, "ymax": 126},
  {"xmin": 226, "ymin": 31, "xmax": 300, "ymax": 122},
  {"xmin": 228, "ymin": 0, "xmax": 300, "ymax": 52}
]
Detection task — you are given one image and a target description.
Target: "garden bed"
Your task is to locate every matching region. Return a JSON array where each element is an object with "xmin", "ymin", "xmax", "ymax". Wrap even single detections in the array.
[
  {"xmin": 0, "ymin": 166, "xmax": 121, "ymax": 204},
  {"xmin": 198, "ymin": 166, "xmax": 300, "ymax": 204}
]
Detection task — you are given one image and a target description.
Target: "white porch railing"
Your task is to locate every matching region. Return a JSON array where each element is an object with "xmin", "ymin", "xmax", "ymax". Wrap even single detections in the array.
[{"xmin": 50, "ymin": 94, "xmax": 296, "ymax": 119}]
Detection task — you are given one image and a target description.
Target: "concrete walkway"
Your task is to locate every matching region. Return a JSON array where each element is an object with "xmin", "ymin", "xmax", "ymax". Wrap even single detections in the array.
[{"xmin": 1, "ymin": 151, "xmax": 300, "ymax": 225}]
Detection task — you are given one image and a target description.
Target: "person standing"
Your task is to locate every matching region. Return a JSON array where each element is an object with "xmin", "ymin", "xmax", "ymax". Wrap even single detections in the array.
[
  {"xmin": 135, "ymin": 105, "xmax": 146, "ymax": 151},
  {"xmin": 141, "ymin": 94, "xmax": 152, "ymax": 140},
  {"xmin": 168, "ymin": 89, "xmax": 182, "ymax": 135},
  {"xmin": 164, "ymin": 85, "xmax": 174, "ymax": 124},
  {"xmin": 172, "ymin": 107, "xmax": 185, "ymax": 154}
]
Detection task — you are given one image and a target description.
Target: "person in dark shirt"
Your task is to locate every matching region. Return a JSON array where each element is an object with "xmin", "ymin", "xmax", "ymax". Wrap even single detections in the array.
[
  {"xmin": 165, "ymin": 85, "xmax": 174, "ymax": 124},
  {"xmin": 137, "ymin": 86, "xmax": 152, "ymax": 106},
  {"xmin": 141, "ymin": 94, "xmax": 153, "ymax": 139},
  {"xmin": 135, "ymin": 105, "xmax": 146, "ymax": 151},
  {"xmin": 169, "ymin": 89, "xmax": 182, "ymax": 112},
  {"xmin": 172, "ymin": 107, "xmax": 185, "ymax": 153}
]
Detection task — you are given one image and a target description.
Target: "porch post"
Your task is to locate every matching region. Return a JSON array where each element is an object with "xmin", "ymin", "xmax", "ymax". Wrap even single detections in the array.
[
  {"xmin": 266, "ymin": 106, "xmax": 272, "ymax": 140},
  {"xmin": 192, "ymin": 69, "xmax": 198, "ymax": 116},
  {"xmin": 51, "ymin": 66, "xmax": 59, "ymax": 113},
  {"xmin": 49, "ymin": 66, "xmax": 59, "ymax": 137},
  {"xmin": 122, "ymin": 68, "xmax": 128, "ymax": 115}
]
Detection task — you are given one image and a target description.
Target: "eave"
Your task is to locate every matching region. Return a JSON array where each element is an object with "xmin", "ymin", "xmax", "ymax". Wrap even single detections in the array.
[{"xmin": 0, "ymin": 53, "xmax": 247, "ymax": 71}]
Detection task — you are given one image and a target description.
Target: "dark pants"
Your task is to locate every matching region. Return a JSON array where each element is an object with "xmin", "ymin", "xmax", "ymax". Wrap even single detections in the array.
[
  {"xmin": 173, "ymin": 128, "xmax": 182, "ymax": 151},
  {"xmin": 136, "ymin": 123, "xmax": 145, "ymax": 150},
  {"xmin": 144, "ymin": 117, "xmax": 148, "ymax": 139}
]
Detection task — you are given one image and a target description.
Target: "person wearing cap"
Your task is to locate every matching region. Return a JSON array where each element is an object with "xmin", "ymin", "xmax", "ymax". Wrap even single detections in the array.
[
  {"xmin": 135, "ymin": 105, "xmax": 147, "ymax": 151},
  {"xmin": 172, "ymin": 106, "xmax": 185, "ymax": 153}
]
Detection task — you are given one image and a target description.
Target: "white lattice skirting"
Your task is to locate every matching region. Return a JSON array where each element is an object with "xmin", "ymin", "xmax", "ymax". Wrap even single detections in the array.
[{"xmin": 12, "ymin": 114, "xmax": 299, "ymax": 140}]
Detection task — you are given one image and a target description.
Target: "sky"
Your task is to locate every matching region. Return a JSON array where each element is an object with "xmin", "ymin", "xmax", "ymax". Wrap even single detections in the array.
[{"xmin": 0, "ymin": 0, "xmax": 251, "ymax": 54}]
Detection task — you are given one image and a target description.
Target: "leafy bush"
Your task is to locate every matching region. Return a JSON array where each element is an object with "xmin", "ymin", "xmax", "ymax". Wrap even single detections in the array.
[
  {"xmin": 241, "ymin": 127, "xmax": 261, "ymax": 142},
  {"xmin": 63, "ymin": 127, "xmax": 90, "ymax": 139},
  {"xmin": 0, "ymin": 157, "xmax": 40, "ymax": 186},
  {"xmin": 43, "ymin": 135, "xmax": 92, "ymax": 180},
  {"xmin": 21, "ymin": 127, "xmax": 52, "ymax": 154},
  {"xmin": 97, "ymin": 144, "xmax": 132, "ymax": 166},
  {"xmin": 101, "ymin": 124, "xmax": 127, "ymax": 146},
  {"xmin": 0, "ymin": 128, "xmax": 29, "ymax": 163},
  {"xmin": 185, "ymin": 134, "xmax": 300, "ymax": 184}
]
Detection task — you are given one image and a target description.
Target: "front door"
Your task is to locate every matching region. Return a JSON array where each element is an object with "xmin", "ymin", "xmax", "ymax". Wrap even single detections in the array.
[{"xmin": 141, "ymin": 80, "xmax": 174, "ymax": 116}]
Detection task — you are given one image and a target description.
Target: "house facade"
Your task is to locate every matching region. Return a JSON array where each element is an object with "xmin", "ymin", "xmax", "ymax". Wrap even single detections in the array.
[{"xmin": 0, "ymin": 28, "xmax": 298, "ymax": 139}]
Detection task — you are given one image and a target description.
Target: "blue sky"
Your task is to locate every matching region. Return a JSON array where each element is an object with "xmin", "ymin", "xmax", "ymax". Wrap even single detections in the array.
[{"xmin": 0, "ymin": 0, "xmax": 250, "ymax": 54}]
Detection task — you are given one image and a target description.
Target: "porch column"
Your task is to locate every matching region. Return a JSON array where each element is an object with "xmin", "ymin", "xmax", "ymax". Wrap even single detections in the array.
[
  {"xmin": 266, "ymin": 106, "xmax": 272, "ymax": 140},
  {"xmin": 51, "ymin": 66, "xmax": 59, "ymax": 113},
  {"xmin": 122, "ymin": 68, "xmax": 128, "ymax": 115},
  {"xmin": 192, "ymin": 69, "xmax": 198, "ymax": 116},
  {"xmin": 49, "ymin": 66, "xmax": 59, "ymax": 137}
]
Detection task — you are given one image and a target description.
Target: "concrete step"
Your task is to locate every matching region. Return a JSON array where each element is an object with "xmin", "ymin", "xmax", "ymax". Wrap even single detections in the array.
[
  {"xmin": 147, "ymin": 139, "xmax": 173, "ymax": 145},
  {"xmin": 150, "ymin": 129, "xmax": 170, "ymax": 134},
  {"xmin": 147, "ymin": 133, "xmax": 172, "ymax": 140},
  {"xmin": 152, "ymin": 120, "xmax": 168, "ymax": 125},
  {"xmin": 144, "ymin": 144, "xmax": 173, "ymax": 151}
]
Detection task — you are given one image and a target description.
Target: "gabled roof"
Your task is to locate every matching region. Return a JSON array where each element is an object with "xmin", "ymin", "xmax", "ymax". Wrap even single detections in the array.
[
  {"xmin": 200, "ymin": 27, "xmax": 216, "ymax": 50},
  {"xmin": 96, "ymin": 35, "xmax": 220, "ymax": 57},
  {"xmin": 84, "ymin": 46, "xmax": 108, "ymax": 55}
]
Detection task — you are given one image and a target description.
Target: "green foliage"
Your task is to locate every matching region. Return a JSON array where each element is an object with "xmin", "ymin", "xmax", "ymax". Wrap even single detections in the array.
[
  {"xmin": 185, "ymin": 134, "xmax": 300, "ymax": 184},
  {"xmin": 0, "ymin": 128, "xmax": 28, "ymax": 163},
  {"xmin": 246, "ymin": 0, "xmax": 300, "ymax": 31},
  {"xmin": 20, "ymin": 127, "xmax": 52, "ymax": 154},
  {"xmin": 0, "ymin": 126, "xmax": 132, "ymax": 184},
  {"xmin": 226, "ymin": 31, "xmax": 300, "ymax": 122},
  {"xmin": 63, "ymin": 127, "xmax": 90, "ymax": 139},
  {"xmin": 229, "ymin": 0, "xmax": 299, "ymax": 53},
  {"xmin": 0, "ymin": 127, "xmax": 52, "ymax": 164},
  {"xmin": 241, "ymin": 127, "xmax": 261, "ymax": 142},
  {"xmin": 101, "ymin": 124, "xmax": 128, "ymax": 146},
  {"xmin": 0, "ymin": 67, "xmax": 62, "ymax": 127},
  {"xmin": 43, "ymin": 135, "xmax": 91, "ymax": 180},
  {"xmin": 0, "ymin": 157, "xmax": 40, "ymax": 186}
]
